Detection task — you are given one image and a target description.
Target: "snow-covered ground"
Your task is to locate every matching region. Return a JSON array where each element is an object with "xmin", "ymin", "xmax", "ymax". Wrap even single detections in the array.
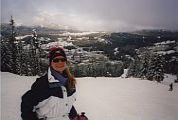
[
  {"xmin": 1, "ymin": 72, "xmax": 178, "ymax": 120},
  {"xmin": 58, "ymin": 32, "xmax": 100, "ymax": 36},
  {"xmin": 15, "ymin": 35, "xmax": 33, "ymax": 40}
]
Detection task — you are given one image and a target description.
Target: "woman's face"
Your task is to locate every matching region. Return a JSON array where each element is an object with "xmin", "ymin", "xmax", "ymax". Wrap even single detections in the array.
[{"xmin": 51, "ymin": 56, "xmax": 67, "ymax": 73}]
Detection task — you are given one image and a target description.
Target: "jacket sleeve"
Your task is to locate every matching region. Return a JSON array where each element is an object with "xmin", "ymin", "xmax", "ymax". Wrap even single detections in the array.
[
  {"xmin": 69, "ymin": 106, "xmax": 78, "ymax": 119},
  {"xmin": 21, "ymin": 90, "xmax": 39, "ymax": 120}
]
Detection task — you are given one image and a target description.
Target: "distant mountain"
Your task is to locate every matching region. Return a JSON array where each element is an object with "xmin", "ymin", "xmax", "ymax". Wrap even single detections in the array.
[
  {"xmin": 0, "ymin": 23, "xmax": 81, "ymax": 36},
  {"xmin": 131, "ymin": 29, "xmax": 178, "ymax": 38}
]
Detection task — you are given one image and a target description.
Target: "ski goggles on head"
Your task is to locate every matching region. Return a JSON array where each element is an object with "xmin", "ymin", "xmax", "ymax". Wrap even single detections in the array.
[{"xmin": 52, "ymin": 58, "xmax": 66, "ymax": 63}]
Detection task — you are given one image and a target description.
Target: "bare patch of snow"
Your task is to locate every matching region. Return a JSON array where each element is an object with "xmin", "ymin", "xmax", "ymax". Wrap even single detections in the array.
[
  {"xmin": 154, "ymin": 40, "xmax": 175, "ymax": 46},
  {"xmin": 155, "ymin": 50, "xmax": 176, "ymax": 55},
  {"xmin": 59, "ymin": 32, "xmax": 99, "ymax": 36},
  {"xmin": 15, "ymin": 35, "xmax": 32, "ymax": 40}
]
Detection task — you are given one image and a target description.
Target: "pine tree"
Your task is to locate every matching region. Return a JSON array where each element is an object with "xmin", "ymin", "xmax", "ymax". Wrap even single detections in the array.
[
  {"xmin": 155, "ymin": 55, "xmax": 165, "ymax": 82},
  {"xmin": 127, "ymin": 56, "xmax": 141, "ymax": 78},
  {"xmin": 20, "ymin": 48, "xmax": 29, "ymax": 75},
  {"xmin": 140, "ymin": 51, "xmax": 151, "ymax": 79},
  {"xmin": 1, "ymin": 16, "xmax": 19, "ymax": 74},
  {"xmin": 9, "ymin": 16, "xmax": 18, "ymax": 74},
  {"xmin": 28, "ymin": 29, "xmax": 41, "ymax": 75},
  {"xmin": 15, "ymin": 36, "xmax": 23, "ymax": 75},
  {"xmin": 1, "ymin": 37, "xmax": 11, "ymax": 72},
  {"xmin": 146, "ymin": 54, "xmax": 165, "ymax": 82}
]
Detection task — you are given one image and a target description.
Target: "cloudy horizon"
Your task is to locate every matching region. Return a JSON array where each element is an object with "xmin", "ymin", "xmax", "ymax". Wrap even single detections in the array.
[{"xmin": 1, "ymin": 0, "xmax": 178, "ymax": 32}]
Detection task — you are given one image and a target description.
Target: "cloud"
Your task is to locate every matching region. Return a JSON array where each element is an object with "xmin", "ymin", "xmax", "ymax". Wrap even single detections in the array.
[
  {"xmin": 1, "ymin": 0, "xmax": 178, "ymax": 31},
  {"xmin": 31, "ymin": 11, "xmax": 135, "ymax": 31}
]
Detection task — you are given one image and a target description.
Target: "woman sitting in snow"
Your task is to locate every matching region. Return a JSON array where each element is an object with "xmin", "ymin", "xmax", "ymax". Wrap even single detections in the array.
[{"xmin": 21, "ymin": 47, "xmax": 79, "ymax": 120}]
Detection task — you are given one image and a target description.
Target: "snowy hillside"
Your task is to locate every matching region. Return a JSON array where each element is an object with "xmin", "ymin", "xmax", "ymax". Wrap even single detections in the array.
[{"xmin": 1, "ymin": 72, "xmax": 178, "ymax": 120}]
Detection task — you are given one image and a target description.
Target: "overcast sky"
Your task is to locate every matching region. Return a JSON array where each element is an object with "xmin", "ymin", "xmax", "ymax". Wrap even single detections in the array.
[{"xmin": 1, "ymin": 0, "xmax": 178, "ymax": 32}]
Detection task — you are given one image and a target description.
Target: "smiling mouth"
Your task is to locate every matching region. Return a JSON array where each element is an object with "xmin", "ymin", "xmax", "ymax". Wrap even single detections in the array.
[
  {"xmin": 55, "ymin": 62, "xmax": 65, "ymax": 68},
  {"xmin": 56, "ymin": 65, "xmax": 64, "ymax": 68}
]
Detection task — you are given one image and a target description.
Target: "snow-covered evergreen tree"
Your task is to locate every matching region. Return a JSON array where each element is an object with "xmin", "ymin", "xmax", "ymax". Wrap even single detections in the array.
[
  {"xmin": 1, "ymin": 37, "xmax": 11, "ymax": 72},
  {"xmin": 9, "ymin": 16, "xmax": 19, "ymax": 74},
  {"xmin": 146, "ymin": 54, "xmax": 165, "ymax": 82},
  {"xmin": 15, "ymin": 38, "xmax": 23, "ymax": 75},
  {"xmin": 1, "ymin": 16, "xmax": 19, "ymax": 74},
  {"xmin": 127, "ymin": 47, "xmax": 165, "ymax": 82},
  {"xmin": 26, "ymin": 29, "xmax": 42, "ymax": 75},
  {"xmin": 140, "ymin": 50, "xmax": 152, "ymax": 79},
  {"xmin": 127, "ymin": 56, "xmax": 141, "ymax": 78}
]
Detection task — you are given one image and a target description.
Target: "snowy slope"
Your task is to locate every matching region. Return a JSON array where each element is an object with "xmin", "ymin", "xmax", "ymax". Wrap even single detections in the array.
[{"xmin": 1, "ymin": 72, "xmax": 178, "ymax": 120}]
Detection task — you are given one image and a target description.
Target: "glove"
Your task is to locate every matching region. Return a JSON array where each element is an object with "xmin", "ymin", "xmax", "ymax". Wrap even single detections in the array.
[
  {"xmin": 73, "ymin": 114, "xmax": 80, "ymax": 120},
  {"xmin": 73, "ymin": 112, "xmax": 88, "ymax": 120}
]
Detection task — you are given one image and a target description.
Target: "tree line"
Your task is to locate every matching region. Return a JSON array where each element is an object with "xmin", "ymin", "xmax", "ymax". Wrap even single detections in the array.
[
  {"xmin": 127, "ymin": 48, "xmax": 165, "ymax": 82},
  {"xmin": 1, "ymin": 16, "xmax": 45, "ymax": 76},
  {"xmin": 1, "ymin": 17, "xmax": 124, "ymax": 77},
  {"xmin": 1, "ymin": 17, "xmax": 177, "ymax": 81}
]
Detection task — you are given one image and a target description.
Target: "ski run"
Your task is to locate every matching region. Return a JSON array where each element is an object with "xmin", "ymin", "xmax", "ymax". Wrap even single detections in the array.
[{"xmin": 1, "ymin": 72, "xmax": 178, "ymax": 120}]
